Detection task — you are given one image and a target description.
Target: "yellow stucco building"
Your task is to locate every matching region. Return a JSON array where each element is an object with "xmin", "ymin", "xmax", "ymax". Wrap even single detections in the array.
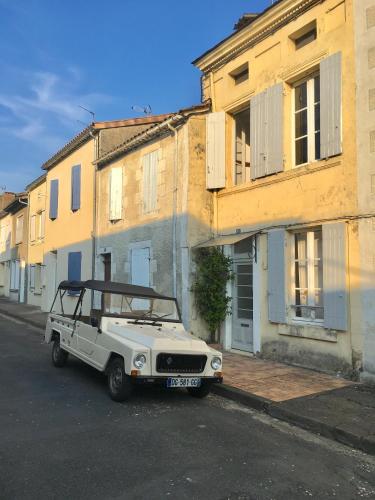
[{"xmin": 193, "ymin": 0, "xmax": 375, "ymax": 381}]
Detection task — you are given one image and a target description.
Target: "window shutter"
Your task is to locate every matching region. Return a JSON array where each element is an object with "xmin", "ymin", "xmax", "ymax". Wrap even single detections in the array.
[
  {"xmin": 206, "ymin": 112, "xmax": 226, "ymax": 189},
  {"xmin": 29, "ymin": 265, "xmax": 35, "ymax": 289},
  {"xmin": 68, "ymin": 252, "xmax": 82, "ymax": 282},
  {"xmin": 143, "ymin": 153, "xmax": 150, "ymax": 213},
  {"xmin": 268, "ymin": 229, "xmax": 286, "ymax": 323},
  {"xmin": 39, "ymin": 211, "xmax": 45, "ymax": 238},
  {"xmin": 320, "ymin": 52, "xmax": 342, "ymax": 158},
  {"xmin": 251, "ymin": 89, "xmax": 267, "ymax": 179},
  {"xmin": 30, "ymin": 215, "xmax": 36, "ymax": 242},
  {"xmin": 251, "ymin": 84, "xmax": 284, "ymax": 179},
  {"xmin": 149, "ymin": 151, "xmax": 158, "ymax": 212},
  {"xmin": 49, "ymin": 180, "xmax": 59, "ymax": 220},
  {"xmin": 109, "ymin": 167, "xmax": 123, "ymax": 221},
  {"xmin": 323, "ymin": 222, "xmax": 347, "ymax": 330},
  {"xmin": 71, "ymin": 165, "xmax": 81, "ymax": 211},
  {"xmin": 266, "ymin": 83, "xmax": 284, "ymax": 175}
]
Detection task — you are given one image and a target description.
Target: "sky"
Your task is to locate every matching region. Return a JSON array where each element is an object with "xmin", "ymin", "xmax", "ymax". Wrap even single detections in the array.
[{"xmin": 0, "ymin": 0, "xmax": 270, "ymax": 192}]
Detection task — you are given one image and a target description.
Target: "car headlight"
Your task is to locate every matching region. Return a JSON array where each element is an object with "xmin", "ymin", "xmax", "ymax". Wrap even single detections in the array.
[
  {"xmin": 134, "ymin": 354, "xmax": 146, "ymax": 369},
  {"xmin": 211, "ymin": 356, "xmax": 222, "ymax": 370}
]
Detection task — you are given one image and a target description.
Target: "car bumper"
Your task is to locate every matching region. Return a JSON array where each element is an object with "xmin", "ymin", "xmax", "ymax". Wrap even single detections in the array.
[{"xmin": 131, "ymin": 375, "xmax": 223, "ymax": 386}]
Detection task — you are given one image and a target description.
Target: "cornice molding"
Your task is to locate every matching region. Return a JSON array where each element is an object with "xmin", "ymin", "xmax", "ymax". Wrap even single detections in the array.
[{"xmin": 196, "ymin": 0, "xmax": 324, "ymax": 74}]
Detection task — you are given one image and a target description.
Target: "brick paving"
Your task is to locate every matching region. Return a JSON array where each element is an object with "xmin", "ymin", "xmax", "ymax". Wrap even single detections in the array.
[{"xmin": 215, "ymin": 348, "xmax": 352, "ymax": 402}]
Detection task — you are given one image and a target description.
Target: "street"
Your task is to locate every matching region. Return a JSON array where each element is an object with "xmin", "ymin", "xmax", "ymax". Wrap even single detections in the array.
[{"xmin": 0, "ymin": 314, "xmax": 374, "ymax": 500}]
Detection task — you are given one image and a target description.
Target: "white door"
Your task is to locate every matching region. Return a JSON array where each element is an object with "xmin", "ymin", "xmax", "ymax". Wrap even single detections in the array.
[
  {"xmin": 231, "ymin": 239, "xmax": 254, "ymax": 352},
  {"xmin": 131, "ymin": 247, "xmax": 150, "ymax": 311}
]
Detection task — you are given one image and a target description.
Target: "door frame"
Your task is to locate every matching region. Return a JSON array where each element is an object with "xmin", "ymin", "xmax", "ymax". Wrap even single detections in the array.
[{"xmin": 222, "ymin": 236, "xmax": 261, "ymax": 354}]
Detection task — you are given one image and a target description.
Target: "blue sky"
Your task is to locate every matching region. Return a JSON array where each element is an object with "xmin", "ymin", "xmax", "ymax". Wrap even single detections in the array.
[{"xmin": 0, "ymin": 0, "xmax": 270, "ymax": 192}]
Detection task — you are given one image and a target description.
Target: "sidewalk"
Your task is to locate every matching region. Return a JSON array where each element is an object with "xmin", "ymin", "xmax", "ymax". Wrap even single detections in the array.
[
  {"xmin": 0, "ymin": 297, "xmax": 48, "ymax": 329},
  {"xmin": 0, "ymin": 297, "xmax": 373, "ymax": 455},
  {"xmin": 212, "ymin": 349, "xmax": 375, "ymax": 455}
]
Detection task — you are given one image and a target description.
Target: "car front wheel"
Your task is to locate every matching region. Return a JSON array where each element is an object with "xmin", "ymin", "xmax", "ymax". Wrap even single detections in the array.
[
  {"xmin": 107, "ymin": 358, "xmax": 133, "ymax": 402},
  {"xmin": 52, "ymin": 338, "xmax": 68, "ymax": 367},
  {"xmin": 187, "ymin": 381, "xmax": 211, "ymax": 398}
]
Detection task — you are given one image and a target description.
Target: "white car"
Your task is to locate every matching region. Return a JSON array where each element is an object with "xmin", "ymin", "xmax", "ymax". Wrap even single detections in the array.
[{"xmin": 45, "ymin": 280, "xmax": 223, "ymax": 401}]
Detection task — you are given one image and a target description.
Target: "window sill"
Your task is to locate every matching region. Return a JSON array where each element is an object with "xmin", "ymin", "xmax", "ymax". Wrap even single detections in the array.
[
  {"xmin": 278, "ymin": 322, "xmax": 338, "ymax": 343},
  {"xmin": 218, "ymin": 157, "xmax": 342, "ymax": 198}
]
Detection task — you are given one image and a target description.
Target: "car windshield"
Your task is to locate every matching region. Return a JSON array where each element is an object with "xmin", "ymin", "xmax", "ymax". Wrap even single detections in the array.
[{"xmin": 101, "ymin": 293, "xmax": 181, "ymax": 323}]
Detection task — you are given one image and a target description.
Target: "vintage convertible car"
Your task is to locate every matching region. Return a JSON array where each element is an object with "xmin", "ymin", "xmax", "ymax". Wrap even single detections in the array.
[{"xmin": 45, "ymin": 280, "xmax": 223, "ymax": 401}]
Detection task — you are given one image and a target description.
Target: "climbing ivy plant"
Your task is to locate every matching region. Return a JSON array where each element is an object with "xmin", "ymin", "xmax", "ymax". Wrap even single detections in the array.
[{"xmin": 192, "ymin": 247, "xmax": 233, "ymax": 342}]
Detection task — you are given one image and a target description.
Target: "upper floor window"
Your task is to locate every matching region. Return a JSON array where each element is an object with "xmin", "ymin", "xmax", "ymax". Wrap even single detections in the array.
[
  {"xmin": 294, "ymin": 74, "xmax": 320, "ymax": 166},
  {"xmin": 38, "ymin": 211, "xmax": 45, "ymax": 239},
  {"xmin": 292, "ymin": 228, "xmax": 323, "ymax": 321},
  {"xmin": 15, "ymin": 215, "xmax": 24, "ymax": 244},
  {"xmin": 290, "ymin": 21, "xmax": 317, "ymax": 50},
  {"xmin": 230, "ymin": 63, "xmax": 249, "ymax": 85},
  {"xmin": 30, "ymin": 215, "xmax": 36, "ymax": 242},
  {"xmin": 234, "ymin": 108, "xmax": 250, "ymax": 184},
  {"xmin": 143, "ymin": 150, "xmax": 159, "ymax": 214}
]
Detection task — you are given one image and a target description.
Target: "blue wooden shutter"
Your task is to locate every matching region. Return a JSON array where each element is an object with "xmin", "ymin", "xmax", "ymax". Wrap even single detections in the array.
[
  {"xmin": 49, "ymin": 180, "xmax": 59, "ymax": 220},
  {"xmin": 320, "ymin": 52, "xmax": 342, "ymax": 158},
  {"xmin": 71, "ymin": 165, "xmax": 81, "ymax": 211},
  {"xmin": 323, "ymin": 223, "xmax": 347, "ymax": 330},
  {"xmin": 268, "ymin": 229, "xmax": 286, "ymax": 323},
  {"xmin": 68, "ymin": 252, "xmax": 82, "ymax": 282}
]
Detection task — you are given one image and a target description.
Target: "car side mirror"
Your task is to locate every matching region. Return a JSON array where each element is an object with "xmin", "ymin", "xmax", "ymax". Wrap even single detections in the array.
[{"xmin": 90, "ymin": 317, "xmax": 99, "ymax": 328}]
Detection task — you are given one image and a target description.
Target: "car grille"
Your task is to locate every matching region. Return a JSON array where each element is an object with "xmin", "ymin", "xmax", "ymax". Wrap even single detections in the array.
[{"xmin": 156, "ymin": 353, "xmax": 207, "ymax": 374}]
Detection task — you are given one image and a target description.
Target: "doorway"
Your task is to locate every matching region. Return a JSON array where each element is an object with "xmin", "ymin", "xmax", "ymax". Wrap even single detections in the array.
[{"xmin": 231, "ymin": 238, "xmax": 253, "ymax": 352}]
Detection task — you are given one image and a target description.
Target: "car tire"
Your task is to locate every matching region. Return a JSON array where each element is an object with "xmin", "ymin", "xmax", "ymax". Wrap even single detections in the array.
[
  {"xmin": 187, "ymin": 381, "xmax": 211, "ymax": 399},
  {"xmin": 52, "ymin": 338, "xmax": 68, "ymax": 367},
  {"xmin": 107, "ymin": 358, "xmax": 133, "ymax": 402}
]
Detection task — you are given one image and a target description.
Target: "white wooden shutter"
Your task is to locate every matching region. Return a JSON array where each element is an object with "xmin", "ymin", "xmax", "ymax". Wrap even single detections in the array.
[
  {"xmin": 320, "ymin": 52, "xmax": 342, "ymax": 158},
  {"xmin": 109, "ymin": 167, "xmax": 123, "ymax": 221},
  {"xmin": 206, "ymin": 112, "xmax": 226, "ymax": 189},
  {"xmin": 323, "ymin": 222, "xmax": 347, "ymax": 331},
  {"xmin": 143, "ymin": 151, "xmax": 158, "ymax": 213},
  {"xmin": 267, "ymin": 83, "xmax": 284, "ymax": 175},
  {"xmin": 268, "ymin": 230, "xmax": 286, "ymax": 323},
  {"xmin": 251, "ymin": 90, "xmax": 267, "ymax": 179},
  {"xmin": 30, "ymin": 215, "xmax": 36, "ymax": 242},
  {"xmin": 251, "ymin": 84, "xmax": 284, "ymax": 179}
]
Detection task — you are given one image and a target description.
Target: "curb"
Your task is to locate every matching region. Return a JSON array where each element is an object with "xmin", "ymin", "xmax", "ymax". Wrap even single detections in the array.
[
  {"xmin": 212, "ymin": 382, "xmax": 375, "ymax": 456},
  {"xmin": 0, "ymin": 309, "xmax": 45, "ymax": 331}
]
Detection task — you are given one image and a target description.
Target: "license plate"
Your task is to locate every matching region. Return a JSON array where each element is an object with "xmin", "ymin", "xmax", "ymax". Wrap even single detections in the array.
[{"xmin": 167, "ymin": 377, "xmax": 201, "ymax": 388}]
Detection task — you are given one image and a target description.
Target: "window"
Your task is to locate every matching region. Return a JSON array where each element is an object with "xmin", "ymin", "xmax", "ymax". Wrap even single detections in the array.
[
  {"xmin": 290, "ymin": 21, "xmax": 317, "ymax": 50},
  {"xmin": 230, "ymin": 63, "xmax": 249, "ymax": 85},
  {"xmin": 15, "ymin": 215, "xmax": 23, "ymax": 244},
  {"xmin": 71, "ymin": 165, "xmax": 81, "ymax": 211},
  {"xmin": 294, "ymin": 74, "xmax": 320, "ymax": 166},
  {"xmin": 292, "ymin": 229, "xmax": 323, "ymax": 321},
  {"xmin": 234, "ymin": 108, "xmax": 251, "ymax": 184},
  {"xmin": 49, "ymin": 179, "xmax": 59, "ymax": 220},
  {"xmin": 30, "ymin": 215, "xmax": 36, "ymax": 242},
  {"xmin": 109, "ymin": 167, "xmax": 123, "ymax": 221},
  {"xmin": 143, "ymin": 151, "xmax": 158, "ymax": 214},
  {"xmin": 295, "ymin": 28, "xmax": 317, "ymax": 50}
]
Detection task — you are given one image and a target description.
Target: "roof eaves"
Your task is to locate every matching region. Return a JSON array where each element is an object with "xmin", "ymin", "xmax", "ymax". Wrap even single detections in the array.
[{"xmin": 25, "ymin": 173, "xmax": 47, "ymax": 192}]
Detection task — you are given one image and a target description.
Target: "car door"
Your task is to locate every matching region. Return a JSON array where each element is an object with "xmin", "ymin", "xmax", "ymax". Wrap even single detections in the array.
[{"xmin": 76, "ymin": 322, "xmax": 99, "ymax": 357}]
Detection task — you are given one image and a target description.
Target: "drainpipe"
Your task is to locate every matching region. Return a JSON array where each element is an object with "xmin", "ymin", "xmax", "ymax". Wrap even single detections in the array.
[
  {"xmin": 168, "ymin": 122, "xmax": 178, "ymax": 299},
  {"xmin": 90, "ymin": 127, "xmax": 98, "ymax": 309}
]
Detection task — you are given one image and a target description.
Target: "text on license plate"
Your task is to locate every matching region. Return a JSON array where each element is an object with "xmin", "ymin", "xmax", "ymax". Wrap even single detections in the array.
[{"xmin": 167, "ymin": 377, "xmax": 201, "ymax": 388}]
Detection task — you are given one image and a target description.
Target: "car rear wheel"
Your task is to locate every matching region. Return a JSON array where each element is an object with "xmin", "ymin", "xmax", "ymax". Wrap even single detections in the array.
[
  {"xmin": 52, "ymin": 338, "xmax": 68, "ymax": 367},
  {"xmin": 187, "ymin": 381, "xmax": 211, "ymax": 398},
  {"xmin": 107, "ymin": 358, "xmax": 133, "ymax": 402}
]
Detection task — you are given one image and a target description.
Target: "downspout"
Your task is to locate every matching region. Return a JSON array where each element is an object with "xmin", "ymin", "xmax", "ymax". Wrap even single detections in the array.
[
  {"xmin": 91, "ymin": 128, "xmax": 98, "ymax": 309},
  {"xmin": 168, "ymin": 122, "xmax": 178, "ymax": 299}
]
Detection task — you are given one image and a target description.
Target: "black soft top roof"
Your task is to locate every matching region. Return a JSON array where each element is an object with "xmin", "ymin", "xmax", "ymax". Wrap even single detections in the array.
[{"xmin": 58, "ymin": 280, "xmax": 174, "ymax": 300}]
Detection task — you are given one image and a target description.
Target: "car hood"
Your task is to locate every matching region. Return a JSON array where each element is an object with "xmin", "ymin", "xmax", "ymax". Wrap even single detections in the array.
[{"xmin": 106, "ymin": 320, "xmax": 212, "ymax": 353}]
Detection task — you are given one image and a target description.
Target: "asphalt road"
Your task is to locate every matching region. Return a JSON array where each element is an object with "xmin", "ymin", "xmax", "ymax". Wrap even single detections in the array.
[{"xmin": 1, "ymin": 314, "xmax": 375, "ymax": 500}]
